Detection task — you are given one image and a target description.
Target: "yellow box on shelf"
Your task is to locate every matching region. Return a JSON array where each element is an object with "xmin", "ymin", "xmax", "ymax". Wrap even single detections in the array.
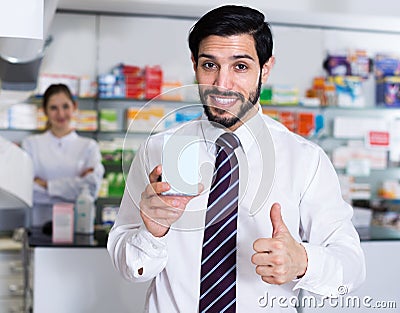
[{"xmin": 126, "ymin": 106, "xmax": 165, "ymax": 132}]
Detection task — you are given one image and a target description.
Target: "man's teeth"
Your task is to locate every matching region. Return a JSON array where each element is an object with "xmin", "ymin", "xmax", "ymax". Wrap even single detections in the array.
[{"xmin": 214, "ymin": 97, "xmax": 236, "ymax": 105}]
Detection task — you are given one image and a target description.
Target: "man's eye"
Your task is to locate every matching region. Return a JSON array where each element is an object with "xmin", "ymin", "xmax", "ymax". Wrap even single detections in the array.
[
  {"xmin": 236, "ymin": 64, "xmax": 248, "ymax": 71},
  {"xmin": 202, "ymin": 62, "xmax": 216, "ymax": 70}
]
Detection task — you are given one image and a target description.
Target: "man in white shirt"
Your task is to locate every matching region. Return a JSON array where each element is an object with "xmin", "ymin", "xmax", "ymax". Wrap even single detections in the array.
[{"xmin": 108, "ymin": 5, "xmax": 365, "ymax": 312}]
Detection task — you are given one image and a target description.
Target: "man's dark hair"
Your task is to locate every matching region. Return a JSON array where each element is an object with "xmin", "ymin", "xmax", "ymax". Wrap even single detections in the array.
[{"xmin": 188, "ymin": 5, "xmax": 273, "ymax": 68}]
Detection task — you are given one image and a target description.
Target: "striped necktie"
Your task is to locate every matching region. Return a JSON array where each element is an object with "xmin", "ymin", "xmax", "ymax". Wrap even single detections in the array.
[{"xmin": 199, "ymin": 132, "xmax": 240, "ymax": 313}]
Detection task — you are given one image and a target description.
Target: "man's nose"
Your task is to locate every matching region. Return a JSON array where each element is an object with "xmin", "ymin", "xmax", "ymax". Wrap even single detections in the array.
[{"xmin": 213, "ymin": 68, "xmax": 233, "ymax": 90}]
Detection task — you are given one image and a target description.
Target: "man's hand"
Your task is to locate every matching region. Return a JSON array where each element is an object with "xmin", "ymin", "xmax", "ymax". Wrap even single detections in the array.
[
  {"xmin": 251, "ymin": 203, "xmax": 308, "ymax": 284},
  {"xmin": 139, "ymin": 165, "xmax": 198, "ymax": 237}
]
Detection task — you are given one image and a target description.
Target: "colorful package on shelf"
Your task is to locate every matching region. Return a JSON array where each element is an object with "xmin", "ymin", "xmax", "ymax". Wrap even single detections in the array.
[
  {"xmin": 160, "ymin": 81, "xmax": 183, "ymax": 101},
  {"xmin": 260, "ymin": 86, "xmax": 272, "ymax": 105},
  {"xmin": 117, "ymin": 64, "xmax": 142, "ymax": 77},
  {"xmin": 126, "ymin": 106, "xmax": 165, "ymax": 132},
  {"xmin": 305, "ymin": 77, "xmax": 326, "ymax": 106},
  {"xmin": 98, "ymin": 179, "xmax": 109, "ymax": 198},
  {"xmin": 98, "ymin": 74, "xmax": 125, "ymax": 98},
  {"xmin": 324, "ymin": 54, "xmax": 350, "ymax": 76},
  {"xmin": 376, "ymin": 76, "xmax": 400, "ymax": 107},
  {"xmin": 323, "ymin": 50, "xmax": 371, "ymax": 79},
  {"xmin": 75, "ymin": 110, "xmax": 98, "ymax": 131},
  {"xmin": 347, "ymin": 50, "xmax": 371, "ymax": 79},
  {"xmin": 175, "ymin": 109, "xmax": 202, "ymax": 123},
  {"xmin": 278, "ymin": 111, "xmax": 296, "ymax": 132},
  {"xmin": 99, "ymin": 138, "xmax": 138, "ymax": 167},
  {"xmin": 271, "ymin": 85, "xmax": 299, "ymax": 105},
  {"xmin": 379, "ymin": 180, "xmax": 400, "ymax": 199},
  {"xmin": 297, "ymin": 112, "xmax": 315, "ymax": 137},
  {"xmin": 8, "ymin": 103, "xmax": 37, "ymax": 129},
  {"xmin": 374, "ymin": 54, "xmax": 400, "ymax": 78},
  {"xmin": 124, "ymin": 67, "xmax": 145, "ymax": 99},
  {"xmin": 98, "ymin": 64, "xmax": 164, "ymax": 100},
  {"xmin": 125, "ymin": 86, "xmax": 145, "ymax": 99},
  {"xmin": 332, "ymin": 141, "xmax": 387, "ymax": 170},
  {"xmin": 100, "ymin": 109, "xmax": 119, "ymax": 131},
  {"xmin": 79, "ymin": 76, "xmax": 97, "ymax": 98},
  {"xmin": 261, "ymin": 108, "xmax": 321, "ymax": 137},
  {"xmin": 261, "ymin": 108, "xmax": 279, "ymax": 120},
  {"xmin": 99, "ymin": 140, "xmax": 122, "ymax": 165},
  {"xmin": 101, "ymin": 206, "xmax": 119, "ymax": 227},
  {"xmin": 145, "ymin": 65, "xmax": 163, "ymax": 99},
  {"xmin": 328, "ymin": 76, "xmax": 365, "ymax": 108},
  {"xmin": 333, "ymin": 116, "xmax": 388, "ymax": 139},
  {"xmin": 36, "ymin": 108, "xmax": 47, "ymax": 130},
  {"xmin": 37, "ymin": 73, "xmax": 80, "ymax": 96},
  {"xmin": 106, "ymin": 172, "xmax": 125, "ymax": 197}
]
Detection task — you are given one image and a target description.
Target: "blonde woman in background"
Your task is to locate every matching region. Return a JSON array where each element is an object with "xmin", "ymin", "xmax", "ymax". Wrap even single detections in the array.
[{"xmin": 22, "ymin": 84, "xmax": 104, "ymax": 227}]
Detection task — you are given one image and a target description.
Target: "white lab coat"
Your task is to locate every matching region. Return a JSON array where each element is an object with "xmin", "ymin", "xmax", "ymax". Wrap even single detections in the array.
[{"xmin": 22, "ymin": 130, "xmax": 104, "ymax": 226}]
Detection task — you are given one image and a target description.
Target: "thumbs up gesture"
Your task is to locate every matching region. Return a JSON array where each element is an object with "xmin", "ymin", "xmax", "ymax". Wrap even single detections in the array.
[{"xmin": 251, "ymin": 203, "xmax": 308, "ymax": 285}]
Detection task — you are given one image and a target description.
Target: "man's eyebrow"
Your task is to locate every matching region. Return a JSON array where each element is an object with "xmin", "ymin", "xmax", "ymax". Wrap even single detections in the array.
[
  {"xmin": 198, "ymin": 53, "xmax": 255, "ymax": 62},
  {"xmin": 232, "ymin": 54, "xmax": 255, "ymax": 61},
  {"xmin": 198, "ymin": 53, "xmax": 215, "ymax": 60}
]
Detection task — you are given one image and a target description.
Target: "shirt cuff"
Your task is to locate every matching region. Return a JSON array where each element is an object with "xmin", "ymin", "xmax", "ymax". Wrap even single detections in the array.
[
  {"xmin": 47, "ymin": 180, "xmax": 58, "ymax": 197},
  {"xmin": 126, "ymin": 225, "xmax": 168, "ymax": 279},
  {"xmin": 293, "ymin": 242, "xmax": 343, "ymax": 297}
]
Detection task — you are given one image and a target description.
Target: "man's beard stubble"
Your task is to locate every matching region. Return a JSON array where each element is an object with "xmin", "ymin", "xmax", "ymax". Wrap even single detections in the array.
[{"xmin": 200, "ymin": 76, "xmax": 262, "ymax": 129}]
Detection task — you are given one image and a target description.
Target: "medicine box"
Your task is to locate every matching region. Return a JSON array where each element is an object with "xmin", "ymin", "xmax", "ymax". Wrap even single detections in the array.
[
  {"xmin": 52, "ymin": 202, "xmax": 74, "ymax": 244},
  {"xmin": 328, "ymin": 76, "xmax": 365, "ymax": 108},
  {"xmin": 374, "ymin": 54, "xmax": 400, "ymax": 78},
  {"xmin": 324, "ymin": 51, "xmax": 370, "ymax": 79},
  {"xmin": 376, "ymin": 76, "xmax": 400, "ymax": 107}
]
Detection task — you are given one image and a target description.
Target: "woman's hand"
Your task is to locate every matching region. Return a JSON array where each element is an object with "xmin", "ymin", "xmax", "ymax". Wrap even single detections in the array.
[
  {"xmin": 80, "ymin": 167, "xmax": 94, "ymax": 177},
  {"xmin": 34, "ymin": 177, "xmax": 47, "ymax": 189}
]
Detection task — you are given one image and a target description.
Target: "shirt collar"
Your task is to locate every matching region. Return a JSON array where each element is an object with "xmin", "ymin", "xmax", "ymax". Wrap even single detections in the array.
[
  {"xmin": 46, "ymin": 130, "xmax": 78, "ymax": 143},
  {"xmin": 198, "ymin": 114, "xmax": 225, "ymax": 153},
  {"xmin": 199, "ymin": 105, "xmax": 265, "ymax": 154},
  {"xmin": 233, "ymin": 105, "xmax": 264, "ymax": 154}
]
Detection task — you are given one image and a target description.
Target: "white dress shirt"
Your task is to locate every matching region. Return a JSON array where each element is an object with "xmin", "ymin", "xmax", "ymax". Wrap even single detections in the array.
[
  {"xmin": 108, "ymin": 109, "xmax": 365, "ymax": 312},
  {"xmin": 22, "ymin": 130, "xmax": 104, "ymax": 226}
]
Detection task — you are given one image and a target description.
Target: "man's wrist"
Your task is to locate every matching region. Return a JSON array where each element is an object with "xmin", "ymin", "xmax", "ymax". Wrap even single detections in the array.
[{"xmin": 296, "ymin": 243, "xmax": 308, "ymax": 278}]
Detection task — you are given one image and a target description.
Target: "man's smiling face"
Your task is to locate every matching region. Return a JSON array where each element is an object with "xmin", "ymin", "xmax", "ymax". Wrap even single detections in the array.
[{"xmin": 193, "ymin": 34, "xmax": 273, "ymax": 130}]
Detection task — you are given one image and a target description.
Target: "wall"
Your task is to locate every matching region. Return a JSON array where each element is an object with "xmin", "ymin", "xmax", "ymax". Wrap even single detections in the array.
[
  {"xmin": 40, "ymin": 11, "xmax": 400, "ymax": 107},
  {"xmin": 58, "ymin": 0, "xmax": 400, "ymax": 21}
]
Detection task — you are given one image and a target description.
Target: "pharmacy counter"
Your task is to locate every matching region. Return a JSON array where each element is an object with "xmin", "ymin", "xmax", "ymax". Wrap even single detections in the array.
[
  {"xmin": 26, "ymin": 226, "xmax": 400, "ymax": 313},
  {"xmin": 300, "ymin": 225, "xmax": 400, "ymax": 313},
  {"xmin": 357, "ymin": 225, "xmax": 400, "ymax": 241},
  {"xmin": 27, "ymin": 226, "xmax": 108, "ymax": 248},
  {"xmin": 26, "ymin": 224, "xmax": 400, "ymax": 247},
  {"xmin": 26, "ymin": 227, "xmax": 150, "ymax": 313}
]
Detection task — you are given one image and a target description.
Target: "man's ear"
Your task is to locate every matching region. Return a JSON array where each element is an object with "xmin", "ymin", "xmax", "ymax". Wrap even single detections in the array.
[
  {"xmin": 191, "ymin": 54, "xmax": 197, "ymax": 72},
  {"xmin": 261, "ymin": 56, "xmax": 275, "ymax": 84}
]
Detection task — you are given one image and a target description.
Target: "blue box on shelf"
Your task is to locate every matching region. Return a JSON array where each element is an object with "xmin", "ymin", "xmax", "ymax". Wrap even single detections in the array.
[{"xmin": 376, "ymin": 76, "xmax": 400, "ymax": 107}]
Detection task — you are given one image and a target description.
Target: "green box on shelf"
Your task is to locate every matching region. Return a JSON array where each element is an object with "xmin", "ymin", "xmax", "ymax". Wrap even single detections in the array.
[
  {"xmin": 100, "ymin": 109, "xmax": 119, "ymax": 131},
  {"xmin": 106, "ymin": 172, "xmax": 125, "ymax": 197},
  {"xmin": 101, "ymin": 149, "xmax": 122, "ymax": 166}
]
